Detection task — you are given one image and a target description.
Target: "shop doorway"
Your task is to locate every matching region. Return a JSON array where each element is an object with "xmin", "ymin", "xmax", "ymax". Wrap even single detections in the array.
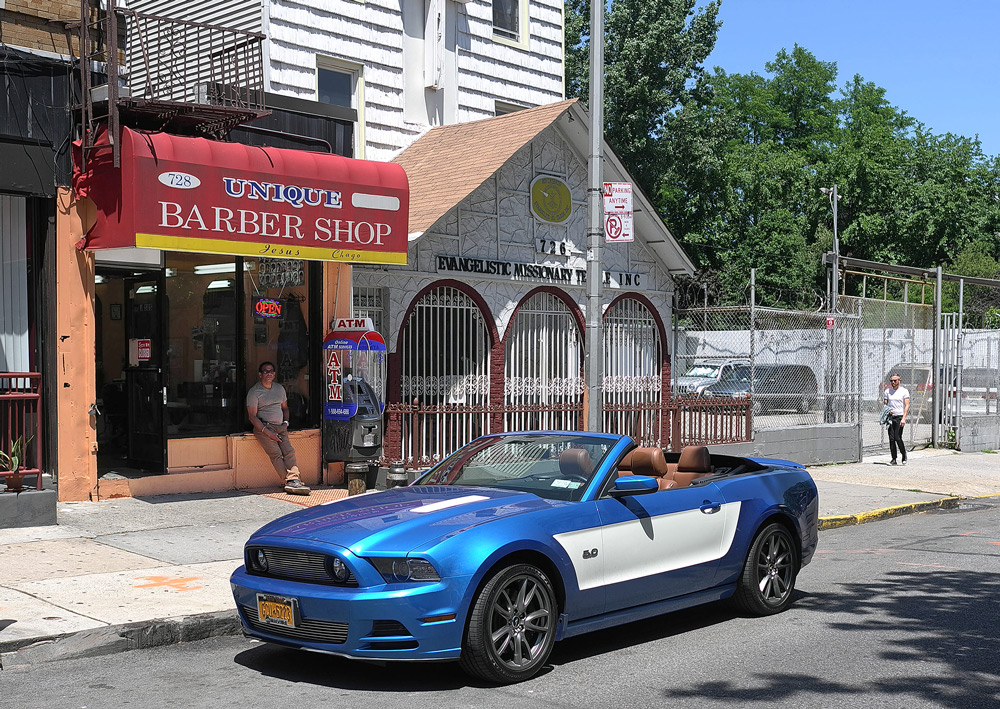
[{"xmin": 95, "ymin": 269, "xmax": 166, "ymax": 474}]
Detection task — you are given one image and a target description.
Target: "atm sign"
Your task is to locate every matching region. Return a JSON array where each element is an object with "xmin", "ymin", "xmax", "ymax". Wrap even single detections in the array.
[{"xmin": 255, "ymin": 297, "xmax": 283, "ymax": 319}]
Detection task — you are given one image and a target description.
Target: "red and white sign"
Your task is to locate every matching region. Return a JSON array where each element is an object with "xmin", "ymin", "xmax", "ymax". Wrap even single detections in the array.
[
  {"xmin": 129, "ymin": 338, "xmax": 152, "ymax": 365},
  {"xmin": 602, "ymin": 182, "xmax": 634, "ymax": 243},
  {"xmin": 332, "ymin": 317, "xmax": 375, "ymax": 331},
  {"xmin": 73, "ymin": 127, "xmax": 409, "ymax": 265},
  {"xmin": 826, "ymin": 316, "xmax": 835, "ymax": 330}
]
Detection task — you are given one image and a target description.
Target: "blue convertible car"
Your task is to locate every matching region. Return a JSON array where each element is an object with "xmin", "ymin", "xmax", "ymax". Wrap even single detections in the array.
[{"xmin": 231, "ymin": 432, "xmax": 819, "ymax": 684}]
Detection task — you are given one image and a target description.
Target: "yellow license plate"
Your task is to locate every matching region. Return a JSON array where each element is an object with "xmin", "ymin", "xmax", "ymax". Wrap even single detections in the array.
[{"xmin": 257, "ymin": 594, "xmax": 298, "ymax": 628}]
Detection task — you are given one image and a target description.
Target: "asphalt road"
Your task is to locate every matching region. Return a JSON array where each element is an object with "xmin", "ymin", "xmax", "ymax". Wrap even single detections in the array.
[{"xmin": 4, "ymin": 499, "xmax": 999, "ymax": 709}]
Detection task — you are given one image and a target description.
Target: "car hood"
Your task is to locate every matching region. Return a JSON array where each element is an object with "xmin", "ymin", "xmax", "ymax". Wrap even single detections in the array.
[
  {"xmin": 676, "ymin": 375, "xmax": 712, "ymax": 389},
  {"xmin": 249, "ymin": 486, "xmax": 562, "ymax": 554}
]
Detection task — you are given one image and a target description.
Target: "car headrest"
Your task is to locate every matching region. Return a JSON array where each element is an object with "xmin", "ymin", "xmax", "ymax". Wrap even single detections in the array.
[
  {"xmin": 629, "ymin": 447, "xmax": 669, "ymax": 478},
  {"xmin": 677, "ymin": 445, "xmax": 711, "ymax": 473},
  {"xmin": 559, "ymin": 448, "xmax": 593, "ymax": 478}
]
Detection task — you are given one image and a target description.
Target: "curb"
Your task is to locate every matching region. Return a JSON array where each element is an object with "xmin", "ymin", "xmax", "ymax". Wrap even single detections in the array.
[
  {"xmin": 818, "ymin": 496, "xmax": 962, "ymax": 530},
  {"xmin": 0, "ymin": 610, "xmax": 241, "ymax": 668}
]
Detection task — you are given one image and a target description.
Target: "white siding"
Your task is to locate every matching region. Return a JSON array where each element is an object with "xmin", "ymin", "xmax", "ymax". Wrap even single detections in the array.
[
  {"xmin": 125, "ymin": 0, "xmax": 263, "ymax": 32},
  {"xmin": 127, "ymin": 0, "xmax": 565, "ymax": 160},
  {"xmin": 267, "ymin": 0, "xmax": 564, "ymax": 161}
]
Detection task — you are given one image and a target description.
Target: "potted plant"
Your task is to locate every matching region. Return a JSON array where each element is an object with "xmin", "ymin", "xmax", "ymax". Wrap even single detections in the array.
[{"xmin": 1, "ymin": 435, "xmax": 31, "ymax": 493}]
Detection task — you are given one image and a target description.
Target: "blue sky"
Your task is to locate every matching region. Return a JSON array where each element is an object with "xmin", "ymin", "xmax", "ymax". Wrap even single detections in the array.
[{"xmin": 701, "ymin": 1, "xmax": 1000, "ymax": 157}]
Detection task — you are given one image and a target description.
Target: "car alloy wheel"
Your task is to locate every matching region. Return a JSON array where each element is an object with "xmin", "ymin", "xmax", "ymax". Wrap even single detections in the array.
[
  {"xmin": 734, "ymin": 522, "xmax": 797, "ymax": 616},
  {"xmin": 460, "ymin": 563, "xmax": 556, "ymax": 684}
]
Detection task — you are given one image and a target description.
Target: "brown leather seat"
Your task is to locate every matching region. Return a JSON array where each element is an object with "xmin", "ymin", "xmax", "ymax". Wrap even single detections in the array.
[
  {"xmin": 559, "ymin": 448, "xmax": 593, "ymax": 479},
  {"xmin": 668, "ymin": 445, "xmax": 713, "ymax": 488},
  {"xmin": 617, "ymin": 447, "xmax": 675, "ymax": 490}
]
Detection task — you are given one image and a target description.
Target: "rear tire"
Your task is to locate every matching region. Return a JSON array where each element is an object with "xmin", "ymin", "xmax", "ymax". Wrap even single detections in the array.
[
  {"xmin": 459, "ymin": 564, "xmax": 557, "ymax": 684},
  {"xmin": 733, "ymin": 523, "xmax": 798, "ymax": 616}
]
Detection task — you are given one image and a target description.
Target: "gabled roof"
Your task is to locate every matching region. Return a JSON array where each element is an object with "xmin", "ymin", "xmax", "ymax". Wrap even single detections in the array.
[{"xmin": 392, "ymin": 99, "xmax": 696, "ymax": 275}]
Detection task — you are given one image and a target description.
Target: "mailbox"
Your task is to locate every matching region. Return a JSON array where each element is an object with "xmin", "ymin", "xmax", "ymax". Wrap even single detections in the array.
[{"xmin": 322, "ymin": 318, "xmax": 386, "ymax": 463}]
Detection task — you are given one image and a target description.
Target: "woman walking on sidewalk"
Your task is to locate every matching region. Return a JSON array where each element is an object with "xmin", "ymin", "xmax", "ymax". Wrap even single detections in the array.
[{"xmin": 884, "ymin": 373, "xmax": 910, "ymax": 465}]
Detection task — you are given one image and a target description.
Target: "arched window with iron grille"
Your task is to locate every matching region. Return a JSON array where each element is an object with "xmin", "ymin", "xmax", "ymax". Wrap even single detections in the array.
[
  {"xmin": 603, "ymin": 297, "xmax": 665, "ymax": 444},
  {"xmin": 398, "ymin": 285, "xmax": 492, "ymax": 464},
  {"xmin": 503, "ymin": 291, "xmax": 584, "ymax": 431}
]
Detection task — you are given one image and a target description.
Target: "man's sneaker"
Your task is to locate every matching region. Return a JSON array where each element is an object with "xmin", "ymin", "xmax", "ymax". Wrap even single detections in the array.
[
  {"xmin": 901, "ymin": 459, "xmax": 908, "ymax": 466},
  {"xmin": 890, "ymin": 459, "xmax": 898, "ymax": 465},
  {"xmin": 284, "ymin": 480, "xmax": 311, "ymax": 495}
]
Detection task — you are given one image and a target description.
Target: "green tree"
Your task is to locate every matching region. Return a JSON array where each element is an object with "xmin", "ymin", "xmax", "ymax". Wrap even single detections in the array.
[{"xmin": 564, "ymin": 0, "xmax": 722, "ymax": 196}]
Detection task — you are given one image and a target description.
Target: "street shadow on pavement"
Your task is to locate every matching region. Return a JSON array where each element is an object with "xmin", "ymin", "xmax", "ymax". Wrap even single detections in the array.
[
  {"xmin": 233, "ymin": 642, "xmax": 480, "ymax": 690},
  {"xmin": 547, "ymin": 595, "xmax": 764, "ymax": 666},
  {"xmin": 231, "ymin": 595, "xmax": 795, "ymax": 690},
  {"xmin": 661, "ymin": 569, "xmax": 1000, "ymax": 708}
]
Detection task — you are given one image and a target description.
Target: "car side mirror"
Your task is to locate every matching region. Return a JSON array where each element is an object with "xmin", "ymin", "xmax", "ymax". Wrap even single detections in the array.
[{"xmin": 609, "ymin": 475, "xmax": 659, "ymax": 498}]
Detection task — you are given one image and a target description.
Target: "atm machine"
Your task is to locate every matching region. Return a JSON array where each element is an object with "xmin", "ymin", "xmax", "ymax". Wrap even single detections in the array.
[{"xmin": 322, "ymin": 318, "xmax": 386, "ymax": 466}]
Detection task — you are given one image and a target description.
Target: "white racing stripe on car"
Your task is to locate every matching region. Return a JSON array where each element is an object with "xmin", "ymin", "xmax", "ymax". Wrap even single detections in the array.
[
  {"xmin": 554, "ymin": 501, "xmax": 742, "ymax": 590},
  {"xmin": 410, "ymin": 495, "xmax": 490, "ymax": 513}
]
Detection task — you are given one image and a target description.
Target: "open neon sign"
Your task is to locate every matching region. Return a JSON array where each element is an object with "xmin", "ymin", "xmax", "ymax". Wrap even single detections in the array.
[{"xmin": 254, "ymin": 297, "xmax": 283, "ymax": 319}]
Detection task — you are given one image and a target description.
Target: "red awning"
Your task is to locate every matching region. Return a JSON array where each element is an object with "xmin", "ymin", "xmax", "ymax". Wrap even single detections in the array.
[{"xmin": 72, "ymin": 127, "xmax": 409, "ymax": 264}]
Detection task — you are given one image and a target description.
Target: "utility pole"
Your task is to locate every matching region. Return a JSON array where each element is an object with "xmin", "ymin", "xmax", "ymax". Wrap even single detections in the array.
[
  {"xmin": 820, "ymin": 185, "xmax": 840, "ymax": 314},
  {"xmin": 584, "ymin": 0, "xmax": 604, "ymax": 433}
]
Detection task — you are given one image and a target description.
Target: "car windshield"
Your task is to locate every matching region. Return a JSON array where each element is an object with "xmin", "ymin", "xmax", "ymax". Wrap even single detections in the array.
[
  {"xmin": 413, "ymin": 434, "xmax": 617, "ymax": 502},
  {"xmin": 719, "ymin": 366, "xmax": 752, "ymax": 384},
  {"xmin": 684, "ymin": 365, "xmax": 720, "ymax": 378}
]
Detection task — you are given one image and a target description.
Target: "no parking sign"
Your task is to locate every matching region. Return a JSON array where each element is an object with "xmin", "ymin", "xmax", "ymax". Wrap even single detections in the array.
[{"xmin": 603, "ymin": 182, "xmax": 633, "ymax": 243}]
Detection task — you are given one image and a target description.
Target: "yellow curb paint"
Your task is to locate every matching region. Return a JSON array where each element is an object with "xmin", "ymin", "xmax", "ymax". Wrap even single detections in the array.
[{"xmin": 818, "ymin": 497, "xmax": 962, "ymax": 531}]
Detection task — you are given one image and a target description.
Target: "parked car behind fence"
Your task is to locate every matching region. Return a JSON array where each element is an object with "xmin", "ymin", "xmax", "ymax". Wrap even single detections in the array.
[{"xmin": 703, "ymin": 364, "xmax": 818, "ymax": 414}]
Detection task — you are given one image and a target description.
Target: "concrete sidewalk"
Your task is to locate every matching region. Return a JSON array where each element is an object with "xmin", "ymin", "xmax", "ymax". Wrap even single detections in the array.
[{"xmin": 2, "ymin": 448, "xmax": 999, "ymax": 667}]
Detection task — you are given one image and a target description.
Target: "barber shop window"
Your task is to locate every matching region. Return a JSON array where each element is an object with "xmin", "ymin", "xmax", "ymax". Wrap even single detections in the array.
[
  {"xmin": 243, "ymin": 257, "xmax": 316, "ymax": 429},
  {"xmin": 163, "ymin": 254, "xmax": 321, "ymax": 437},
  {"xmin": 493, "ymin": 0, "xmax": 521, "ymax": 41},
  {"xmin": 164, "ymin": 254, "xmax": 241, "ymax": 436}
]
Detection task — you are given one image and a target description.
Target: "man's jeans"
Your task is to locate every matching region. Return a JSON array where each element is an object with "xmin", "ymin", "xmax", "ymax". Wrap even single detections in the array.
[
  {"xmin": 888, "ymin": 415, "xmax": 907, "ymax": 462},
  {"xmin": 253, "ymin": 422, "xmax": 300, "ymax": 482}
]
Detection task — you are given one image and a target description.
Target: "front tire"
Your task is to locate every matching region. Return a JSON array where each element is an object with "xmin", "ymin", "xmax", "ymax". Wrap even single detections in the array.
[
  {"xmin": 459, "ymin": 563, "xmax": 557, "ymax": 684},
  {"xmin": 733, "ymin": 523, "xmax": 798, "ymax": 615}
]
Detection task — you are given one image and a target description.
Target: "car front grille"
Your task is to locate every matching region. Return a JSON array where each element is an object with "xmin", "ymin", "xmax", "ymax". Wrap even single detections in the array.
[
  {"xmin": 248, "ymin": 547, "xmax": 358, "ymax": 586},
  {"xmin": 241, "ymin": 604, "xmax": 349, "ymax": 644}
]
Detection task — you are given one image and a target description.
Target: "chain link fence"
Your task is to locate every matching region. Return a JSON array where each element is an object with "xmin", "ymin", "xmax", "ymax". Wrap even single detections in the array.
[
  {"xmin": 838, "ymin": 295, "xmax": 936, "ymax": 452},
  {"xmin": 673, "ymin": 305, "xmax": 862, "ymax": 434}
]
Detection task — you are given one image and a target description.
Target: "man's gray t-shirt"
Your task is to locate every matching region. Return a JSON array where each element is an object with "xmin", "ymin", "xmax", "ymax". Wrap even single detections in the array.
[{"xmin": 247, "ymin": 382, "xmax": 286, "ymax": 423}]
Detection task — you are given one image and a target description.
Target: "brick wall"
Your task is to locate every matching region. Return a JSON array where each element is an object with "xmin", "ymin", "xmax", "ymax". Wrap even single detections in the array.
[{"xmin": 2, "ymin": 2, "xmax": 79, "ymax": 55}]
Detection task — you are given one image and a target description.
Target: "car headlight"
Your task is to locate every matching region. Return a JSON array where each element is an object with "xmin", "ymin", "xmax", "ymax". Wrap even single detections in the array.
[
  {"xmin": 367, "ymin": 557, "xmax": 441, "ymax": 584},
  {"xmin": 327, "ymin": 556, "xmax": 350, "ymax": 583}
]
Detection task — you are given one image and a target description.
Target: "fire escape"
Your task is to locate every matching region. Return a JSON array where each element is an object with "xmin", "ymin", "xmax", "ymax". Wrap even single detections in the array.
[{"xmin": 76, "ymin": 0, "xmax": 269, "ymax": 170}]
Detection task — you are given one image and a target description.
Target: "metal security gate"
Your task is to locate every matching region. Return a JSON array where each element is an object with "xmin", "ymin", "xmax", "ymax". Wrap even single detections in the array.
[
  {"xmin": 398, "ymin": 286, "xmax": 491, "ymax": 464},
  {"xmin": 603, "ymin": 298, "xmax": 663, "ymax": 441},
  {"xmin": 504, "ymin": 292, "xmax": 583, "ymax": 431},
  {"xmin": 940, "ymin": 311, "xmax": 961, "ymax": 446}
]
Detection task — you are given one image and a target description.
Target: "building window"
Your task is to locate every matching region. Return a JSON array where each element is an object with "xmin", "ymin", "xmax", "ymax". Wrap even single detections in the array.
[
  {"xmin": 243, "ymin": 257, "xmax": 313, "ymax": 429},
  {"xmin": 317, "ymin": 58, "xmax": 365, "ymax": 156},
  {"xmin": 493, "ymin": 0, "xmax": 520, "ymax": 41},
  {"xmin": 353, "ymin": 286, "xmax": 386, "ymax": 335},
  {"xmin": 399, "ymin": 286, "xmax": 491, "ymax": 463},
  {"xmin": 318, "ymin": 67, "xmax": 353, "ymax": 108},
  {"xmin": 165, "ymin": 253, "xmax": 241, "ymax": 436},
  {"xmin": 504, "ymin": 292, "xmax": 583, "ymax": 431},
  {"xmin": 162, "ymin": 254, "xmax": 320, "ymax": 437},
  {"xmin": 603, "ymin": 297, "xmax": 663, "ymax": 442},
  {"xmin": 495, "ymin": 100, "xmax": 528, "ymax": 116}
]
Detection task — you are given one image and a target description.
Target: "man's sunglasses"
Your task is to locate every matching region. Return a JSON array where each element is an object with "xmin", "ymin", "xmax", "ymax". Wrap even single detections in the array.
[{"xmin": 260, "ymin": 369, "xmax": 275, "ymax": 374}]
